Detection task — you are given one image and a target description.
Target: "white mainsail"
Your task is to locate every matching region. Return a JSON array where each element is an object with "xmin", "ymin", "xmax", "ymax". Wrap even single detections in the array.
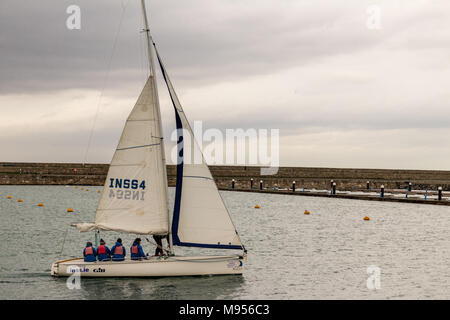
[
  {"xmin": 155, "ymin": 47, "xmax": 243, "ymax": 249},
  {"xmin": 76, "ymin": 76, "xmax": 169, "ymax": 235}
]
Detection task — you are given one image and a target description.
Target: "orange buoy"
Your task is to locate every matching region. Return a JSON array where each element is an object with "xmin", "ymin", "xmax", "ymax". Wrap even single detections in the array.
[
  {"xmin": 364, "ymin": 216, "xmax": 370, "ymax": 221},
  {"xmin": 304, "ymin": 210, "xmax": 310, "ymax": 215},
  {"xmin": 67, "ymin": 208, "xmax": 74, "ymax": 213},
  {"xmin": 17, "ymin": 199, "xmax": 23, "ymax": 203},
  {"xmin": 86, "ymin": 189, "xmax": 89, "ymax": 191},
  {"xmin": 38, "ymin": 203, "xmax": 44, "ymax": 207},
  {"xmin": 7, "ymin": 196, "xmax": 12, "ymax": 199},
  {"xmin": 97, "ymin": 190, "xmax": 101, "ymax": 193},
  {"xmin": 254, "ymin": 205, "xmax": 260, "ymax": 209}
]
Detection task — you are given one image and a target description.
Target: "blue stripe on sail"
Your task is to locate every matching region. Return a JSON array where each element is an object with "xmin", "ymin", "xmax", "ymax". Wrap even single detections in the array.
[
  {"xmin": 154, "ymin": 44, "xmax": 242, "ymax": 251},
  {"xmin": 175, "ymin": 242, "xmax": 243, "ymax": 250},
  {"xmin": 171, "ymin": 109, "xmax": 184, "ymax": 246}
]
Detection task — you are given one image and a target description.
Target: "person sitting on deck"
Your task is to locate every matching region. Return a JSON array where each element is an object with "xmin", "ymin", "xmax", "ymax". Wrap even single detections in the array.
[
  {"xmin": 97, "ymin": 239, "xmax": 111, "ymax": 261},
  {"xmin": 111, "ymin": 238, "xmax": 126, "ymax": 261},
  {"xmin": 130, "ymin": 238, "xmax": 147, "ymax": 260},
  {"xmin": 153, "ymin": 235, "xmax": 164, "ymax": 256},
  {"xmin": 83, "ymin": 241, "xmax": 97, "ymax": 262}
]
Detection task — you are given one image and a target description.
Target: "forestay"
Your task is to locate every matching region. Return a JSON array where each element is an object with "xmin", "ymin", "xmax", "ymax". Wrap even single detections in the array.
[
  {"xmin": 155, "ymin": 46, "xmax": 243, "ymax": 250},
  {"xmin": 75, "ymin": 76, "xmax": 169, "ymax": 235}
]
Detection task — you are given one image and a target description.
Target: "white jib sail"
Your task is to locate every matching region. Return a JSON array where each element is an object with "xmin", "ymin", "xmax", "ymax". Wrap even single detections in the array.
[
  {"xmin": 76, "ymin": 76, "xmax": 169, "ymax": 235},
  {"xmin": 156, "ymin": 48, "xmax": 243, "ymax": 249}
]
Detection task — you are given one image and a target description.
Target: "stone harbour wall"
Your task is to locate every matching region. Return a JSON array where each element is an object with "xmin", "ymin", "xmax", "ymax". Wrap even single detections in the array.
[{"xmin": 1, "ymin": 162, "xmax": 450, "ymax": 191}]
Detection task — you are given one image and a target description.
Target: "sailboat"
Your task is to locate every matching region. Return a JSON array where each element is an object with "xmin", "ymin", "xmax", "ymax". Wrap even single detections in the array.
[{"xmin": 50, "ymin": 0, "xmax": 246, "ymax": 277}]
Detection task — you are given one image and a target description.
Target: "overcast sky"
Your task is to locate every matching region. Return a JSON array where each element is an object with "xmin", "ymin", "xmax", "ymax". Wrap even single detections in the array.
[{"xmin": 1, "ymin": 0, "xmax": 450, "ymax": 169}]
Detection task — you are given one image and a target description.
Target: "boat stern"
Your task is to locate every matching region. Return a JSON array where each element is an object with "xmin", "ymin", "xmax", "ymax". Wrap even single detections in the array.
[
  {"xmin": 50, "ymin": 262, "xmax": 59, "ymax": 277},
  {"xmin": 50, "ymin": 257, "xmax": 83, "ymax": 277}
]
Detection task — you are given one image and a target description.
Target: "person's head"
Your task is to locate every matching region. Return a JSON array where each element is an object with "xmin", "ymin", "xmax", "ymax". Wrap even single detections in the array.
[
  {"xmin": 100, "ymin": 239, "xmax": 105, "ymax": 245},
  {"xmin": 86, "ymin": 241, "xmax": 92, "ymax": 247},
  {"xmin": 117, "ymin": 238, "xmax": 122, "ymax": 244},
  {"xmin": 134, "ymin": 238, "xmax": 141, "ymax": 244}
]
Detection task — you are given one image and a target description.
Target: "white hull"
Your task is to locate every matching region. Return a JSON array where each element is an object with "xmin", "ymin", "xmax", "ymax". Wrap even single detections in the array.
[{"xmin": 51, "ymin": 254, "xmax": 245, "ymax": 277}]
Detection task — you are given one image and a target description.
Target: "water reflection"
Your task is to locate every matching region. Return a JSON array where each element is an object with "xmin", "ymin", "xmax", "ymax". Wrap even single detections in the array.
[{"xmin": 79, "ymin": 275, "xmax": 245, "ymax": 300}]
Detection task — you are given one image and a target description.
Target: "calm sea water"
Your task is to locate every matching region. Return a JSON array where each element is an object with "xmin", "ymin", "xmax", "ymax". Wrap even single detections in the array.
[{"xmin": 1, "ymin": 185, "xmax": 450, "ymax": 300}]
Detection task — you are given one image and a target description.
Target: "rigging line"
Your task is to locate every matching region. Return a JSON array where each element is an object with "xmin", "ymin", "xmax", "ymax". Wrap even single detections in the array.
[
  {"xmin": 116, "ymin": 142, "xmax": 160, "ymax": 151},
  {"xmin": 82, "ymin": 0, "xmax": 130, "ymax": 165},
  {"xmin": 139, "ymin": 6, "xmax": 150, "ymax": 79},
  {"xmin": 138, "ymin": 27, "xmax": 146, "ymax": 84},
  {"xmin": 184, "ymin": 175, "xmax": 214, "ymax": 180},
  {"xmin": 58, "ymin": 226, "xmax": 70, "ymax": 260},
  {"xmin": 144, "ymin": 237, "xmax": 170, "ymax": 254}
]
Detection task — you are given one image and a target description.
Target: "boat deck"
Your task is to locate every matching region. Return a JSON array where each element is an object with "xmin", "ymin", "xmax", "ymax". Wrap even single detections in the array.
[
  {"xmin": 56, "ymin": 255, "xmax": 242, "ymax": 266},
  {"xmin": 52, "ymin": 254, "xmax": 245, "ymax": 277}
]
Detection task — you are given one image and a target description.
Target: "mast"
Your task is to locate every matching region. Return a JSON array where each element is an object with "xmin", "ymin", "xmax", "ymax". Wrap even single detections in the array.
[{"xmin": 140, "ymin": 0, "xmax": 173, "ymax": 254}]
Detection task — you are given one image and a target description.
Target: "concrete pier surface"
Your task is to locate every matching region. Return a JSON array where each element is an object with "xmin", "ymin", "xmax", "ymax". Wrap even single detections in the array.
[{"xmin": 1, "ymin": 162, "xmax": 450, "ymax": 205}]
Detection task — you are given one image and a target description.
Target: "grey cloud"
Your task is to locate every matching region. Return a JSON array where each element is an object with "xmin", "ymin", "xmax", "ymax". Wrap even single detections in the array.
[
  {"xmin": 1, "ymin": 0, "xmax": 393, "ymax": 94},
  {"xmin": 2, "ymin": 0, "xmax": 450, "ymax": 168}
]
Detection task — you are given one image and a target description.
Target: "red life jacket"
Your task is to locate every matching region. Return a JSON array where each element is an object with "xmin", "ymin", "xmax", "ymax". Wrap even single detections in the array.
[
  {"xmin": 85, "ymin": 246, "xmax": 94, "ymax": 255},
  {"xmin": 131, "ymin": 245, "xmax": 139, "ymax": 254},
  {"xmin": 114, "ymin": 245, "xmax": 124, "ymax": 255},
  {"xmin": 98, "ymin": 245, "xmax": 106, "ymax": 255}
]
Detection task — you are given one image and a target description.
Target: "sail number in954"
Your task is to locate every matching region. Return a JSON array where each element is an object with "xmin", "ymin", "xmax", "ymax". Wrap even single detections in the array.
[{"xmin": 108, "ymin": 178, "xmax": 146, "ymax": 201}]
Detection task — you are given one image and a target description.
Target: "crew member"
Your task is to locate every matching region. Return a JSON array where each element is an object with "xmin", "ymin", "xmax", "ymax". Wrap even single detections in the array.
[
  {"xmin": 111, "ymin": 238, "xmax": 126, "ymax": 261},
  {"xmin": 83, "ymin": 241, "xmax": 97, "ymax": 262},
  {"xmin": 153, "ymin": 235, "xmax": 164, "ymax": 256},
  {"xmin": 130, "ymin": 238, "xmax": 147, "ymax": 260},
  {"xmin": 97, "ymin": 239, "xmax": 111, "ymax": 261}
]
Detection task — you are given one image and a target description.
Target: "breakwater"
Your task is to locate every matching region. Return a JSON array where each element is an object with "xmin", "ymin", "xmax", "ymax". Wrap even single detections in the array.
[
  {"xmin": 1, "ymin": 162, "xmax": 450, "ymax": 191},
  {"xmin": 2, "ymin": 162, "xmax": 450, "ymax": 205}
]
